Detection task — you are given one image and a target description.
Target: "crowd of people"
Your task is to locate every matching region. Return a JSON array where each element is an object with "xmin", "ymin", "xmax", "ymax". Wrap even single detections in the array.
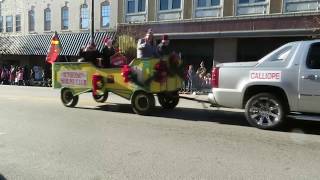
[
  {"xmin": 0, "ymin": 65, "xmax": 51, "ymax": 87},
  {"xmin": 182, "ymin": 61, "xmax": 211, "ymax": 94}
]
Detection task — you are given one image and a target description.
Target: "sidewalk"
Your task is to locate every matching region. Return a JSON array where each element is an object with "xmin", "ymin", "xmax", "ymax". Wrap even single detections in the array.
[{"xmin": 179, "ymin": 91, "xmax": 210, "ymax": 103}]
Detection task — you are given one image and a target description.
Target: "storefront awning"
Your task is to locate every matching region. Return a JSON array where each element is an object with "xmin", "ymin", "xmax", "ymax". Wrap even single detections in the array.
[{"xmin": 0, "ymin": 31, "xmax": 116, "ymax": 56}]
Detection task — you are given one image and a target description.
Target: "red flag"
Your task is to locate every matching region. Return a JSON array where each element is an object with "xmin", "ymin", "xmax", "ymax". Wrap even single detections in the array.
[{"xmin": 46, "ymin": 32, "xmax": 62, "ymax": 64}]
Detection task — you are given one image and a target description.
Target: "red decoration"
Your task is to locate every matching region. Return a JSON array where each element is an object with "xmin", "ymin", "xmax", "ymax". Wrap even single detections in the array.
[
  {"xmin": 121, "ymin": 65, "xmax": 132, "ymax": 83},
  {"xmin": 154, "ymin": 61, "xmax": 168, "ymax": 83},
  {"xmin": 111, "ymin": 52, "xmax": 127, "ymax": 67}
]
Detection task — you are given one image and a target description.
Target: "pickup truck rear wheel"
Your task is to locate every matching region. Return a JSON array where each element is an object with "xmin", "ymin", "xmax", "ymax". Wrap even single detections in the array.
[
  {"xmin": 245, "ymin": 93, "xmax": 287, "ymax": 130},
  {"xmin": 61, "ymin": 88, "xmax": 79, "ymax": 107},
  {"xmin": 93, "ymin": 91, "xmax": 108, "ymax": 103}
]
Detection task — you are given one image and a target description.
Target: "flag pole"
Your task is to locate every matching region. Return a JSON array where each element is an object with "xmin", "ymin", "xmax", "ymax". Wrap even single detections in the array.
[{"xmin": 91, "ymin": 0, "xmax": 94, "ymax": 44}]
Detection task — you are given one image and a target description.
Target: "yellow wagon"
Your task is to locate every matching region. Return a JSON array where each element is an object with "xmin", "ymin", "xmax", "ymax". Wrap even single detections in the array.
[{"xmin": 52, "ymin": 57, "xmax": 184, "ymax": 115}]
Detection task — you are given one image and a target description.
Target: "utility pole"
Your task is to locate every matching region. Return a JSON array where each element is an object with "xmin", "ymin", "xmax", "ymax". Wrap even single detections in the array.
[{"xmin": 91, "ymin": 0, "xmax": 94, "ymax": 44}]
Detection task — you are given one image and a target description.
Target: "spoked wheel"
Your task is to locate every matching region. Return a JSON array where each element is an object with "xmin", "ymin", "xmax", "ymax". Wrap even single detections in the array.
[
  {"xmin": 93, "ymin": 91, "xmax": 109, "ymax": 103},
  {"xmin": 131, "ymin": 91, "xmax": 155, "ymax": 115},
  {"xmin": 61, "ymin": 88, "xmax": 79, "ymax": 107},
  {"xmin": 245, "ymin": 93, "xmax": 287, "ymax": 130},
  {"xmin": 158, "ymin": 91, "xmax": 179, "ymax": 109}
]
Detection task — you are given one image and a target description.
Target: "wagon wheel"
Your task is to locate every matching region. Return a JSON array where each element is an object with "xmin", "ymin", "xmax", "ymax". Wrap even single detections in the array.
[
  {"xmin": 61, "ymin": 88, "xmax": 79, "ymax": 107},
  {"xmin": 131, "ymin": 91, "xmax": 155, "ymax": 115},
  {"xmin": 93, "ymin": 91, "xmax": 109, "ymax": 103},
  {"xmin": 158, "ymin": 92, "xmax": 179, "ymax": 109}
]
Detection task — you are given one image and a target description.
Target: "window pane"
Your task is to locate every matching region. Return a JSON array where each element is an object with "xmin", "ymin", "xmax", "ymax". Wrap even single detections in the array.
[
  {"xmin": 101, "ymin": 4, "xmax": 110, "ymax": 27},
  {"xmin": 138, "ymin": 0, "xmax": 145, "ymax": 12},
  {"xmin": 160, "ymin": 0, "xmax": 168, "ymax": 10},
  {"xmin": 307, "ymin": 43, "xmax": 320, "ymax": 69},
  {"xmin": 80, "ymin": 4, "xmax": 89, "ymax": 29},
  {"xmin": 127, "ymin": 0, "xmax": 135, "ymax": 13},
  {"xmin": 239, "ymin": 0, "xmax": 249, "ymax": 4},
  {"xmin": 6, "ymin": 16, "xmax": 13, "ymax": 32},
  {"xmin": 255, "ymin": 0, "xmax": 265, "ymax": 2},
  {"xmin": 44, "ymin": 9, "xmax": 51, "ymax": 31},
  {"xmin": 16, "ymin": 15, "xmax": 21, "ymax": 32},
  {"xmin": 28, "ymin": 10, "xmax": 35, "ymax": 31},
  {"xmin": 211, "ymin": 0, "xmax": 220, "ymax": 6},
  {"xmin": 62, "ymin": 7, "xmax": 69, "ymax": 30},
  {"xmin": 172, "ymin": 0, "xmax": 181, "ymax": 9},
  {"xmin": 197, "ymin": 0, "xmax": 206, "ymax": 7}
]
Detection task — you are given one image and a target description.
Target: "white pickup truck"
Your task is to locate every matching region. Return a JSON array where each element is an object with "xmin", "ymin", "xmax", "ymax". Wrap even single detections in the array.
[{"xmin": 208, "ymin": 40, "xmax": 320, "ymax": 129}]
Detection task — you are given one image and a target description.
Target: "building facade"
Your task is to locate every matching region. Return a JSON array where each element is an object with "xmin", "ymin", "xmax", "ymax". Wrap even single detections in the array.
[
  {"xmin": 0, "ymin": 0, "xmax": 118, "ymax": 67},
  {"xmin": 117, "ymin": 0, "xmax": 320, "ymax": 68}
]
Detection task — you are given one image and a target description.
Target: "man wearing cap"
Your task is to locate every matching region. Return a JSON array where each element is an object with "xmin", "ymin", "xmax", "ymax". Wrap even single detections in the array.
[
  {"xmin": 101, "ymin": 38, "xmax": 115, "ymax": 68},
  {"xmin": 157, "ymin": 34, "xmax": 170, "ymax": 57},
  {"xmin": 137, "ymin": 29, "xmax": 159, "ymax": 59},
  {"xmin": 81, "ymin": 42, "xmax": 101, "ymax": 66}
]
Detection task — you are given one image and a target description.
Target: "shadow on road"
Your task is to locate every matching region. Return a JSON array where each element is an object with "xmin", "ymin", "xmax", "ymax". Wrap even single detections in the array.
[{"xmin": 76, "ymin": 103, "xmax": 320, "ymax": 135}]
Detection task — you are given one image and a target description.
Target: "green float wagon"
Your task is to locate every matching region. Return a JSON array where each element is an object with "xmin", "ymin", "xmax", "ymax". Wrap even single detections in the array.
[{"xmin": 52, "ymin": 57, "xmax": 184, "ymax": 115}]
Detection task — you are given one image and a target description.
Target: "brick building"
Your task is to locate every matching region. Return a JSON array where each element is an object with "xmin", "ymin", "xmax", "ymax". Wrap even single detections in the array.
[{"xmin": 117, "ymin": 0, "xmax": 320, "ymax": 68}]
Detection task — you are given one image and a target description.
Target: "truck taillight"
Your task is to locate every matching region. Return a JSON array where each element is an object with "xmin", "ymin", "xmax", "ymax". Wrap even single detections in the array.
[{"xmin": 211, "ymin": 67, "xmax": 219, "ymax": 88}]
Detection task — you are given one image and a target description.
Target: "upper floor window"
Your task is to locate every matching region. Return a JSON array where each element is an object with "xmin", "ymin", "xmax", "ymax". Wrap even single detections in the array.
[
  {"xmin": 236, "ymin": 0, "xmax": 268, "ymax": 15},
  {"xmin": 16, "ymin": 15, "xmax": 21, "ymax": 32},
  {"xmin": 101, "ymin": 1, "xmax": 110, "ymax": 28},
  {"xmin": 28, "ymin": 8, "xmax": 35, "ymax": 32},
  {"xmin": 6, "ymin": 16, "xmax": 13, "ymax": 32},
  {"xmin": 197, "ymin": 0, "xmax": 220, "ymax": 7},
  {"xmin": 0, "ymin": 16, "xmax": 3, "ymax": 33},
  {"xmin": 44, "ymin": 7, "xmax": 51, "ymax": 31},
  {"xmin": 194, "ymin": 0, "xmax": 222, "ymax": 18},
  {"xmin": 284, "ymin": 0, "xmax": 319, "ymax": 13},
  {"xmin": 80, "ymin": 3, "xmax": 89, "ymax": 29},
  {"xmin": 239, "ymin": 0, "xmax": 265, "ymax": 4},
  {"xmin": 61, "ymin": 6, "xmax": 69, "ymax": 30},
  {"xmin": 160, "ymin": 0, "xmax": 181, "ymax": 10},
  {"xmin": 127, "ymin": 0, "xmax": 146, "ymax": 13}
]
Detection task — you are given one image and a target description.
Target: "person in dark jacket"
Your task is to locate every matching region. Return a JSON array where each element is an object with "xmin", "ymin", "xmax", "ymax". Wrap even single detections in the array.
[
  {"xmin": 82, "ymin": 42, "xmax": 101, "ymax": 66},
  {"xmin": 157, "ymin": 34, "xmax": 170, "ymax": 57},
  {"xmin": 101, "ymin": 38, "xmax": 115, "ymax": 68}
]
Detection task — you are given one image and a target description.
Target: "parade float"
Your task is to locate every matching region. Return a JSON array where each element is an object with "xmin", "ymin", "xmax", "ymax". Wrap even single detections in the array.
[{"xmin": 52, "ymin": 53, "xmax": 184, "ymax": 115}]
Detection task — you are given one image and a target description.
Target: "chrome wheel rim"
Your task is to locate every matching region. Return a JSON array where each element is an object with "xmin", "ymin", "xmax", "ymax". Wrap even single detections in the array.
[{"xmin": 249, "ymin": 97, "xmax": 281, "ymax": 127}]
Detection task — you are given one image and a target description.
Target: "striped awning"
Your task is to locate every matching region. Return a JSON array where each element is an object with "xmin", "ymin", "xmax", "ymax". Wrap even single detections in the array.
[{"xmin": 0, "ymin": 31, "xmax": 116, "ymax": 56}]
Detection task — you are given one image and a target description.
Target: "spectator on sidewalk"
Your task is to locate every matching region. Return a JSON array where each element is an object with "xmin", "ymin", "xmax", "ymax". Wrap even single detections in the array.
[{"xmin": 186, "ymin": 65, "xmax": 196, "ymax": 93}]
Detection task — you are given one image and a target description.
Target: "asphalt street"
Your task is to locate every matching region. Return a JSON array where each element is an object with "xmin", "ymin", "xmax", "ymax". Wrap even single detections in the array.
[{"xmin": 1, "ymin": 86, "xmax": 320, "ymax": 180}]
